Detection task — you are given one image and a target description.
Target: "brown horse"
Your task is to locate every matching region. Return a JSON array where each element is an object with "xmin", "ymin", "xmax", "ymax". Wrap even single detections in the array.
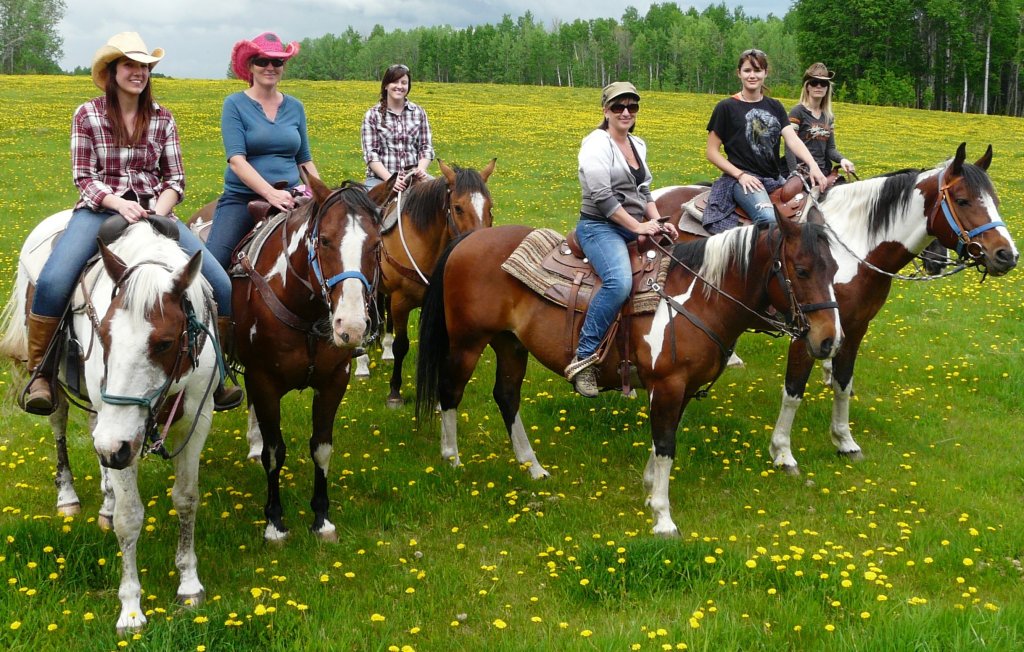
[
  {"xmin": 230, "ymin": 177, "xmax": 381, "ymax": 542},
  {"xmin": 416, "ymin": 218, "xmax": 842, "ymax": 536},
  {"xmin": 654, "ymin": 143, "xmax": 1017, "ymax": 473},
  {"xmin": 369, "ymin": 158, "xmax": 496, "ymax": 408}
]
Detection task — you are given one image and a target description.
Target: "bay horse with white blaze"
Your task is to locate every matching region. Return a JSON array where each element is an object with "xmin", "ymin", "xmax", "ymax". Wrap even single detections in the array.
[
  {"xmin": 0, "ymin": 221, "xmax": 220, "ymax": 632},
  {"xmin": 229, "ymin": 177, "xmax": 381, "ymax": 542},
  {"xmin": 416, "ymin": 218, "xmax": 841, "ymax": 536},
  {"xmin": 654, "ymin": 143, "xmax": 1017, "ymax": 473},
  {"xmin": 355, "ymin": 159, "xmax": 496, "ymax": 407}
]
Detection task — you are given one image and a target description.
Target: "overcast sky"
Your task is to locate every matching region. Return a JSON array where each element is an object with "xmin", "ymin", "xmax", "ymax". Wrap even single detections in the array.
[{"xmin": 59, "ymin": 0, "xmax": 789, "ymax": 79}]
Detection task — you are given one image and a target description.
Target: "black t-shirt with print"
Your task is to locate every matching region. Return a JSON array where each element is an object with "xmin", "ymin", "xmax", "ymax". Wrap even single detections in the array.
[{"xmin": 706, "ymin": 95, "xmax": 789, "ymax": 179}]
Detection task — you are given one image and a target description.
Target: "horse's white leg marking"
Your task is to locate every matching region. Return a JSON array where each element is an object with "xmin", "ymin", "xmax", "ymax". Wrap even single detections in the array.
[
  {"xmin": 440, "ymin": 409, "xmax": 461, "ymax": 467},
  {"xmin": 110, "ymin": 464, "xmax": 146, "ymax": 633},
  {"xmin": 311, "ymin": 443, "xmax": 337, "ymax": 540},
  {"xmin": 821, "ymin": 359, "xmax": 833, "ymax": 386},
  {"xmin": 172, "ymin": 439, "xmax": 205, "ymax": 604},
  {"xmin": 508, "ymin": 413, "xmax": 549, "ymax": 479},
  {"xmin": 830, "ymin": 377, "xmax": 863, "ymax": 458},
  {"xmin": 98, "ymin": 462, "xmax": 115, "ymax": 531},
  {"xmin": 354, "ymin": 353, "xmax": 371, "ymax": 378},
  {"xmin": 642, "ymin": 446, "xmax": 657, "ymax": 494},
  {"xmin": 381, "ymin": 332, "xmax": 395, "ymax": 360},
  {"xmin": 726, "ymin": 352, "xmax": 745, "ymax": 368},
  {"xmin": 643, "ymin": 282, "xmax": 696, "ymax": 369},
  {"xmin": 246, "ymin": 410, "xmax": 263, "ymax": 460},
  {"xmin": 50, "ymin": 400, "xmax": 81, "ymax": 514},
  {"xmin": 770, "ymin": 389, "xmax": 802, "ymax": 471},
  {"xmin": 470, "ymin": 192, "xmax": 485, "ymax": 225},
  {"xmin": 646, "ymin": 454, "xmax": 679, "ymax": 536}
]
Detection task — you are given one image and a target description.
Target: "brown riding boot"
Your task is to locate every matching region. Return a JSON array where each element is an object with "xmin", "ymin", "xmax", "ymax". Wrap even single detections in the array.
[
  {"xmin": 21, "ymin": 312, "xmax": 61, "ymax": 415},
  {"xmin": 213, "ymin": 317, "xmax": 244, "ymax": 411}
]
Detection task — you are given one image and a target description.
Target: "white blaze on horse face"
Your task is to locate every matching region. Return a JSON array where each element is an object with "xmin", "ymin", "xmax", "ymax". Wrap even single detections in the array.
[
  {"xmin": 470, "ymin": 192, "xmax": 486, "ymax": 225},
  {"xmin": 643, "ymin": 279, "xmax": 697, "ymax": 369},
  {"xmin": 332, "ymin": 213, "xmax": 369, "ymax": 346},
  {"xmin": 92, "ymin": 311, "xmax": 161, "ymax": 461},
  {"xmin": 982, "ymin": 191, "xmax": 1019, "ymax": 257}
]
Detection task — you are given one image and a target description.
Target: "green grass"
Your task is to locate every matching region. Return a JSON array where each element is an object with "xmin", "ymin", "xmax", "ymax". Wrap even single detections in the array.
[{"xmin": 1, "ymin": 75, "xmax": 1022, "ymax": 651}]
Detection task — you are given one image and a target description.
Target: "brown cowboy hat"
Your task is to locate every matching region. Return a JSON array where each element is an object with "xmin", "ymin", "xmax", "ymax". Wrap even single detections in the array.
[
  {"xmin": 803, "ymin": 62, "xmax": 835, "ymax": 83},
  {"xmin": 91, "ymin": 32, "xmax": 164, "ymax": 90}
]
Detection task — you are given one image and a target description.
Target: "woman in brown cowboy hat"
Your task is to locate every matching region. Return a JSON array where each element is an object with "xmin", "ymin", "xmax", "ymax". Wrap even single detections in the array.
[
  {"xmin": 21, "ymin": 31, "xmax": 242, "ymax": 415},
  {"xmin": 785, "ymin": 62, "xmax": 856, "ymax": 177}
]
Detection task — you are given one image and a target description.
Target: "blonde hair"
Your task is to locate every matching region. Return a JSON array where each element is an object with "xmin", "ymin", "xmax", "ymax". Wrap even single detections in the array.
[{"xmin": 799, "ymin": 79, "xmax": 833, "ymax": 121}]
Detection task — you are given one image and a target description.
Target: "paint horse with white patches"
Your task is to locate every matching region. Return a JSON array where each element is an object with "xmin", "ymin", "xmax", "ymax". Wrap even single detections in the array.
[
  {"xmin": 416, "ymin": 219, "xmax": 841, "ymax": 536},
  {"xmin": 655, "ymin": 143, "xmax": 1017, "ymax": 473},
  {"xmin": 229, "ymin": 177, "xmax": 380, "ymax": 542},
  {"xmin": 0, "ymin": 222, "xmax": 219, "ymax": 632},
  {"xmin": 356, "ymin": 159, "xmax": 496, "ymax": 407}
]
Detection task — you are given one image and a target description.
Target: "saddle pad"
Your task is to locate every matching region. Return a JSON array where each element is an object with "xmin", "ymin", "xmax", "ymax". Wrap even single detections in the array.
[
  {"xmin": 680, "ymin": 191, "xmax": 714, "ymax": 237},
  {"xmin": 228, "ymin": 211, "xmax": 290, "ymax": 278},
  {"xmin": 500, "ymin": 228, "xmax": 669, "ymax": 314}
]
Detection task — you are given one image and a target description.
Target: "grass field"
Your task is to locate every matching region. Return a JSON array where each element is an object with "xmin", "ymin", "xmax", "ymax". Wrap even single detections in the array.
[{"xmin": 1, "ymin": 75, "xmax": 1022, "ymax": 651}]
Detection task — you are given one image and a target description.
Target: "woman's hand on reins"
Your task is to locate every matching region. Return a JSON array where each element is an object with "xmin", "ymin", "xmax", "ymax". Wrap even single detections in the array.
[{"xmin": 265, "ymin": 187, "xmax": 296, "ymax": 211}]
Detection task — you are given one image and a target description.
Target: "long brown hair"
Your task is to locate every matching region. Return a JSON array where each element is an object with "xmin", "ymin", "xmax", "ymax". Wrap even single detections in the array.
[
  {"xmin": 377, "ymin": 64, "xmax": 411, "ymax": 119},
  {"xmin": 104, "ymin": 58, "xmax": 155, "ymax": 147}
]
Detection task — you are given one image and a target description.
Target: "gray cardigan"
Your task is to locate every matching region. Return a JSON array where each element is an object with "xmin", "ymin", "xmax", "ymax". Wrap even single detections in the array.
[{"xmin": 578, "ymin": 128, "xmax": 653, "ymax": 221}]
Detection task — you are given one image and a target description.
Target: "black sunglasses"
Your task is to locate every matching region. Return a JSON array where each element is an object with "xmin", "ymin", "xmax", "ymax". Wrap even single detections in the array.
[
  {"xmin": 253, "ymin": 57, "xmax": 285, "ymax": 68},
  {"xmin": 608, "ymin": 102, "xmax": 640, "ymax": 115},
  {"xmin": 807, "ymin": 79, "xmax": 830, "ymax": 88},
  {"xmin": 742, "ymin": 48, "xmax": 765, "ymax": 57},
  {"xmin": 388, "ymin": 64, "xmax": 410, "ymax": 73}
]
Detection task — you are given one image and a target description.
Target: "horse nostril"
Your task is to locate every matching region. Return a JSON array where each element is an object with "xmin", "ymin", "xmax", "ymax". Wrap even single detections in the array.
[
  {"xmin": 340, "ymin": 332, "xmax": 350, "ymax": 343},
  {"xmin": 995, "ymin": 248, "xmax": 1018, "ymax": 267},
  {"xmin": 105, "ymin": 441, "xmax": 133, "ymax": 469}
]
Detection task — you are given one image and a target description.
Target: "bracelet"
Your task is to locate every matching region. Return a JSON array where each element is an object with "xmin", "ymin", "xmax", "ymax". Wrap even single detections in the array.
[{"xmin": 736, "ymin": 172, "xmax": 745, "ymax": 181}]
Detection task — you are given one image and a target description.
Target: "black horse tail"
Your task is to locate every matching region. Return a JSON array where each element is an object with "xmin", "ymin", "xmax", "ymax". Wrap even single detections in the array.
[{"xmin": 415, "ymin": 233, "xmax": 470, "ymax": 421}]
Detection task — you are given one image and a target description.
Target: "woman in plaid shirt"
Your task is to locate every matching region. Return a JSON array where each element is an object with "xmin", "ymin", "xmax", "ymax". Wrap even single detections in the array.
[
  {"xmin": 22, "ymin": 32, "xmax": 240, "ymax": 415},
  {"xmin": 361, "ymin": 64, "xmax": 434, "ymax": 192}
]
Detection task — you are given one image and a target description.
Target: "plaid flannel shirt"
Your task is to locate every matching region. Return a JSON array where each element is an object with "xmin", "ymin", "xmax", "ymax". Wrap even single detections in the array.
[
  {"xmin": 361, "ymin": 99, "xmax": 434, "ymax": 180},
  {"xmin": 71, "ymin": 97, "xmax": 185, "ymax": 211}
]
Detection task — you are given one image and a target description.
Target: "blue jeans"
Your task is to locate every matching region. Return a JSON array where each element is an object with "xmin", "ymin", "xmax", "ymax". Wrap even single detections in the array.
[
  {"xmin": 363, "ymin": 177, "xmax": 383, "ymax": 190},
  {"xmin": 575, "ymin": 218, "xmax": 637, "ymax": 359},
  {"xmin": 32, "ymin": 208, "xmax": 233, "ymax": 318},
  {"xmin": 733, "ymin": 183, "xmax": 776, "ymax": 225},
  {"xmin": 205, "ymin": 192, "xmax": 261, "ymax": 270}
]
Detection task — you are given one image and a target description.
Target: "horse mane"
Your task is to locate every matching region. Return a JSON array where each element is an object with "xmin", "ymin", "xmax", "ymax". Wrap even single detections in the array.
[
  {"xmin": 400, "ymin": 165, "xmax": 490, "ymax": 231},
  {"xmin": 328, "ymin": 181, "xmax": 379, "ymax": 219},
  {"xmin": 670, "ymin": 224, "xmax": 759, "ymax": 290},
  {"xmin": 110, "ymin": 224, "xmax": 212, "ymax": 324}
]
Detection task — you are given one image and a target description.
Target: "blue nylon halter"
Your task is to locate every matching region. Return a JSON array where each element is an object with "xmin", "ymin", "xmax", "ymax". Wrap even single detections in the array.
[
  {"xmin": 934, "ymin": 165, "xmax": 1007, "ymax": 257},
  {"xmin": 307, "ymin": 211, "xmax": 372, "ymax": 300}
]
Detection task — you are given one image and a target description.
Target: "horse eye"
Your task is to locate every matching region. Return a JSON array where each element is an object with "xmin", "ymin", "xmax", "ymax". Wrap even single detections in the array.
[
  {"xmin": 152, "ymin": 340, "xmax": 174, "ymax": 355},
  {"xmin": 320, "ymin": 236, "xmax": 331, "ymax": 247},
  {"xmin": 956, "ymin": 198, "xmax": 970, "ymax": 207},
  {"xmin": 454, "ymin": 205, "xmax": 464, "ymax": 214},
  {"xmin": 795, "ymin": 267, "xmax": 810, "ymax": 279}
]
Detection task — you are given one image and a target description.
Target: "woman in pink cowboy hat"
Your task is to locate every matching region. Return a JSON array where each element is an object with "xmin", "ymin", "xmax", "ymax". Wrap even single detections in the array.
[
  {"xmin": 204, "ymin": 31, "xmax": 320, "ymax": 271},
  {"xmin": 784, "ymin": 62, "xmax": 857, "ymax": 178},
  {"xmin": 22, "ymin": 31, "xmax": 242, "ymax": 415}
]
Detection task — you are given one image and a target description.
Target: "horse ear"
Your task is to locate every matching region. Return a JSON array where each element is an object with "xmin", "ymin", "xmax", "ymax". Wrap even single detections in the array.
[
  {"xmin": 950, "ymin": 142, "xmax": 967, "ymax": 176},
  {"xmin": 806, "ymin": 204, "xmax": 826, "ymax": 226},
  {"xmin": 776, "ymin": 215, "xmax": 800, "ymax": 238},
  {"xmin": 170, "ymin": 251, "xmax": 203, "ymax": 298},
  {"xmin": 480, "ymin": 158, "xmax": 497, "ymax": 182},
  {"xmin": 438, "ymin": 159, "xmax": 456, "ymax": 185},
  {"xmin": 308, "ymin": 175, "xmax": 332, "ymax": 204},
  {"xmin": 98, "ymin": 238, "xmax": 128, "ymax": 283},
  {"xmin": 975, "ymin": 144, "xmax": 993, "ymax": 171}
]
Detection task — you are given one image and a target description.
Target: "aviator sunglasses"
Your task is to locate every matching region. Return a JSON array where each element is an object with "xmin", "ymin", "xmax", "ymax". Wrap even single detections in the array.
[
  {"xmin": 807, "ymin": 79, "xmax": 830, "ymax": 88},
  {"xmin": 253, "ymin": 57, "xmax": 285, "ymax": 68},
  {"xmin": 608, "ymin": 102, "xmax": 640, "ymax": 115}
]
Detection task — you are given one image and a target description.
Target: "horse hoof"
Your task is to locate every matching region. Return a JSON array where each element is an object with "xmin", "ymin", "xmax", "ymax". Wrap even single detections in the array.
[
  {"xmin": 381, "ymin": 350, "xmax": 395, "ymax": 361},
  {"xmin": 527, "ymin": 466, "xmax": 551, "ymax": 480},
  {"xmin": 264, "ymin": 523, "xmax": 289, "ymax": 545},
  {"xmin": 838, "ymin": 450, "xmax": 865, "ymax": 462},
  {"xmin": 176, "ymin": 590, "xmax": 205, "ymax": 607},
  {"xmin": 98, "ymin": 514, "xmax": 114, "ymax": 531},
  {"xmin": 777, "ymin": 464, "xmax": 801, "ymax": 477},
  {"xmin": 314, "ymin": 528, "xmax": 339, "ymax": 543},
  {"xmin": 386, "ymin": 397, "xmax": 404, "ymax": 410},
  {"xmin": 57, "ymin": 502, "xmax": 81, "ymax": 517},
  {"xmin": 652, "ymin": 526, "xmax": 680, "ymax": 538},
  {"xmin": 116, "ymin": 621, "xmax": 146, "ymax": 636}
]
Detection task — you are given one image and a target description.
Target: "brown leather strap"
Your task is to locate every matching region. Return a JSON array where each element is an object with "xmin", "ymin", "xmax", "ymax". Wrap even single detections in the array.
[
  {"xmin": 380, "ymin": 241, "xmax": 429, "ymax": 287},
  {"xmin": 565, "ymin": 270, "xmax": 585, "ymax": 355},
  {"xmin": 238, "ymin": 252, "xmax": 315, "ymax": 333}
]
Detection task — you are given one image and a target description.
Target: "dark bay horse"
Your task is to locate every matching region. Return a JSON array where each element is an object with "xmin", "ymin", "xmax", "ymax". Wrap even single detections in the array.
[
  {"xmin": 367, "ymin": 158, "xmax": 496, "ymax": 408},
  {"xmin": 0, "ymin": 222, "xmax": 219, "ymax": 632},
  {"xmin": 654, "ymin": 143, "xmax": 1017, "ymax": 473},
  {"xmin": 229, "ymin": 177, "xmax": 381, "ymax": 542},
  {"xmin": 416, "ymin": 218, "xmax": 841, "ymax": 536}
]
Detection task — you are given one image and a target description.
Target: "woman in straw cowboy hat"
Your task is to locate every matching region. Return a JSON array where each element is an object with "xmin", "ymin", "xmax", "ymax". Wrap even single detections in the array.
[
  {"xmin": 203, "ymin": 31, "xmax": 320, "ymax": 271},
  {"xmin": 784, "ymin": 62, "xmax": 856, "ymax": 178},
  {"xmin": 22, "ymin": 31, "xmax": 242, "ymax": 415}
]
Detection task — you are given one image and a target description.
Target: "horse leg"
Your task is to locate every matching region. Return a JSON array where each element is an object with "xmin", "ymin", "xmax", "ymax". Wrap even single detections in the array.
[
  {"xmin": 491, "ymin": 333, "xmax": 548, "ymax": 479},
  {"xmin": 828, "ymin": 343, "xmax": 864, "ymax": 461},
  {"xmin": 50, "ymin": 396, "xmax": 80, "ymax": 515},
  {"xmin": 170, "ymin": 410, "xmax": 211, "ymax": 606},
  {"xmin": 250, "ymin": 381, "xmax": 288, "ymax": 542},
  {"xmin": 245, "ymin": 402, "xmax": 263, "ymax": 460},
  {"xmin": 381, "ymin": 331, "xmax": 395, "ymax": 361},
  {"xmin": 646, "ymin": 386, "xmax": 686, "ymax": 537},
  {"xmin": 92, "ymin": 413, "xmax": 116, "ymax": 531},
  {"xmin": 438, "ymin": 337, "xmax": 490, "ymax": 468},
  {"xmin": 769, "ymin": 343, "xmax": 816, "ymax": 474},
  {"xmin": 387, "ymin": 299, "xmax": 412, "ymax": 408},
  {"xmin": 109, "ymin": 463, "xmax": 146, "ymax": 633},
  {"xmin": 354, "ymin": 353, "xmax": 371, "ymax": 378},
  {"xmin": 308, "ymin": 379, "xmax": 344, "ymax": 542}
]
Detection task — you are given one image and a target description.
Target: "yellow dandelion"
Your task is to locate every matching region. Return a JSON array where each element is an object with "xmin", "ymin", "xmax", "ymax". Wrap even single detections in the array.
[
  {"xmin": 493, "ymin": 618, "xmax": 508, "ymax": 629},
  {"xmin": 10, "ymin": 621, "xmax": 21, "ymax": 630},
  {"xmin": 825, "ymin": 624, "xmax": 835, "ymax": 632},
  {"xmin": 371, "ymin": 613, "xmax": 386, "ymax": 622},
  {"xmin": 963, "ymin": 558, "xmax": 974, "ymax": 567},
  {"xmin": 580, "ymin": 630, "xmax": 593, "ymax": 637}
]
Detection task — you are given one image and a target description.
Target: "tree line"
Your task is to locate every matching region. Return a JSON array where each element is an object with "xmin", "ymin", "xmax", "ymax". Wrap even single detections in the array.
[{"xmin": 7, "ymin": 0, "xmax": 1023, "ymax": 115}]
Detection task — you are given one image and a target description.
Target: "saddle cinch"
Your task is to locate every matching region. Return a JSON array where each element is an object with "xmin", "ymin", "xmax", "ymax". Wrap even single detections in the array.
[{"xmin": 500, "ymin": 227, "xmax": 672, "ymax": 394}]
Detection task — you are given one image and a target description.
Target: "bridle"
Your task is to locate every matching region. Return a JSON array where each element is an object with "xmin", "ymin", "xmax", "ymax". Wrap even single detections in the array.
[
  {"xmin": 306, "ymin": 185, "xmax": 376, "ymax": 308},
  {"xmin": 764, "ymin": 225, "xmax": 839, "ymax": 339},
  {"xmin": 926, "ymin": 164, "xmax": 1006, "ymax": 264}
]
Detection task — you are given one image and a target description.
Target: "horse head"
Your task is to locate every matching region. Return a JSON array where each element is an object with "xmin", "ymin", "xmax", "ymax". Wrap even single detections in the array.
[
  {"xmin": 924, "ymin": 143, "xmax": 1017, "ymax": 276},
  {"xmin": 306, "ymin": 176, "xmax": 381, "ymax": 348},
  {"xmin": 93, "ymin": 229, "xmax": 208, "ymax": 469},
  {"xmin": 770, "ymin": 218, "xmax": 842, "ymax": 360},
  {"xmin": 438, "ymin": 158, "xmax": 496, "ymax": 235}
]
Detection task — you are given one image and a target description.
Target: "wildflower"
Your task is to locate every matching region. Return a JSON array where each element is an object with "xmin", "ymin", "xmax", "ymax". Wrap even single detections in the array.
[
  {"xmin": 493, "ymin": 618, "xmax": 508, "ymax": 629},
  {"xmin": 371, "ymin": 613, "xmax": 386, "ymax": 622}
]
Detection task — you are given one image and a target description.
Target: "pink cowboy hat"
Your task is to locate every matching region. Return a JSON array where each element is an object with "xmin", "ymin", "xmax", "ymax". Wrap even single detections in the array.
[{"xmin": 230, "ymin": 31, "xmax": 300, "ymax": 83}]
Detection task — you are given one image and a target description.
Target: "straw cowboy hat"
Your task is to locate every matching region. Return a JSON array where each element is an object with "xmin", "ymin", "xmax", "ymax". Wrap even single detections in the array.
[
  {"xmin": 803, "ymin": 62, "xmax": 836, "ymax": 83},
  {"xmin": 230, "ymin": 31, "xmax": 300, "ymax": 83},
  {"xmin": 91, "ymin": 32, "xmax": 164, "ymax": 90}
]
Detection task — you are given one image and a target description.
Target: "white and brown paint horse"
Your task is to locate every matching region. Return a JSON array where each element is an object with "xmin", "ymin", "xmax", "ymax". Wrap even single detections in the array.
[
  {"xmin": 0, "ymin": 220, "xmax": 219, "ymax": 632},
  {"xmin": 655, "ymin": 143, "xmax": 1017, "ymax": 473}
]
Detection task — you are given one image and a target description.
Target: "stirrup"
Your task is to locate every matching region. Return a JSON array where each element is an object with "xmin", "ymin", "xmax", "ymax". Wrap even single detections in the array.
[{"xmin": 564, "ymin": 353, "xmax": 599, "ymax": 381}]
